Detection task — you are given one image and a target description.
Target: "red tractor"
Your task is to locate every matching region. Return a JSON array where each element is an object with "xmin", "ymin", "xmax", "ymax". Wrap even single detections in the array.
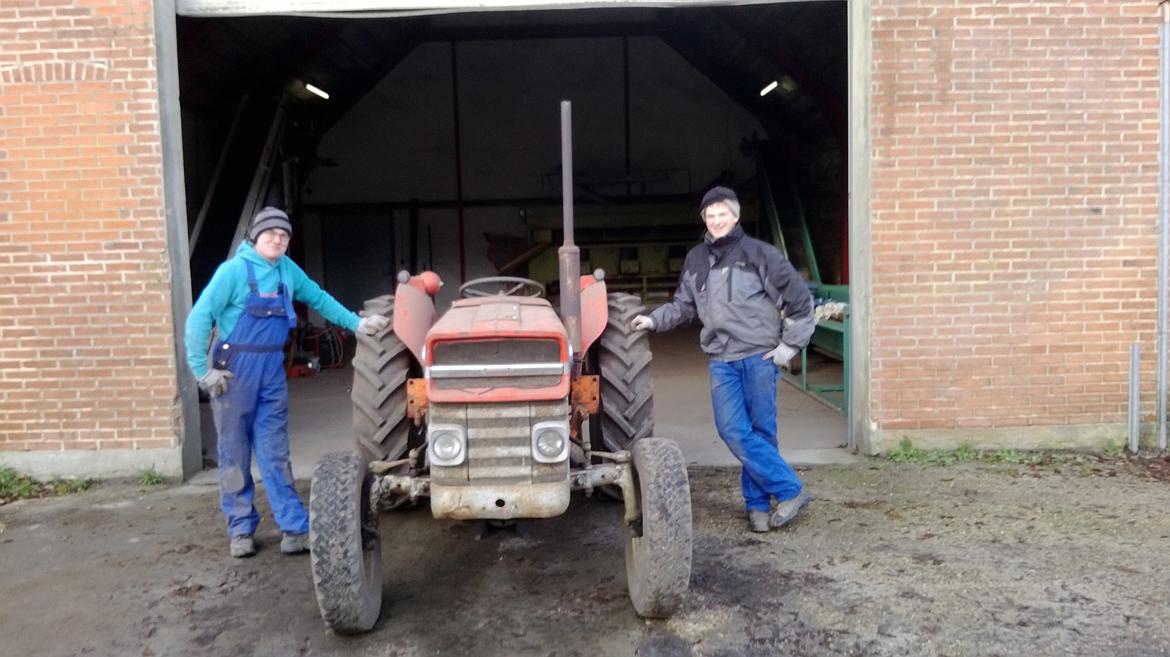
[{"xmin": 307, "ymin": 103, "xmax": 693, "ymax": 634}]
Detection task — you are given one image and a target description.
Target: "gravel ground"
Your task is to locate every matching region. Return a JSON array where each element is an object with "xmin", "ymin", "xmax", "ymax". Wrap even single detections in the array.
[{"xmin": 1, "ymin": 455, "xmax": 1168, "ymax": 657}]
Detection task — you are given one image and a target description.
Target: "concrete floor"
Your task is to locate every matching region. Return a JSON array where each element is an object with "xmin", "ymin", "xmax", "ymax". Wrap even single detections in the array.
[{"xmin": 201, "ymin": 328, "xmax": 852, "ymax": 478}]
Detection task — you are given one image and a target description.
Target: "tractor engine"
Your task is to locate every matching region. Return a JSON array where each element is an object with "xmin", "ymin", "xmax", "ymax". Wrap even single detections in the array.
[{"xmin": 422, "ymin": 308, "xmax": 573, "ymax": 519}]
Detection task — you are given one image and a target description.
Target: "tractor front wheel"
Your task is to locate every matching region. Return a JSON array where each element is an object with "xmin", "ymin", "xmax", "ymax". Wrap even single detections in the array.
[
  {"xmin": 309, "ymin": 452, "xmax": 383, "ymax": 634},
  {"xmin": 624, "ymin": 438, "xmax": 692, "ymax": 618}
]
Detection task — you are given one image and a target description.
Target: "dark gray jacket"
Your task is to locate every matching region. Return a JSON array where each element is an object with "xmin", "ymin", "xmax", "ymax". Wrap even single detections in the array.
[{"xmin": 648, "ymin": 226, "xmax": 815, "ymax": 361}]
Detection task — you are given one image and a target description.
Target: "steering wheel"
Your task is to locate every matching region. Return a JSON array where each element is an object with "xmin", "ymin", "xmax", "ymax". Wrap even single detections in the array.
[{"xmin": 459, "ymin": 276, "xmax": 546, "ymax": 299}]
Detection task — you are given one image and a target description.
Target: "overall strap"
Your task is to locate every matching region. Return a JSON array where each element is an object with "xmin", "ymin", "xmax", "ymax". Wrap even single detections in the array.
[
  {"xmin": 276, "ymin": 267, "xmax": 297, "ymax": 329},
  {"xmin": 243, "ymin": 260, "xmax": 259, "ymax": 294}
]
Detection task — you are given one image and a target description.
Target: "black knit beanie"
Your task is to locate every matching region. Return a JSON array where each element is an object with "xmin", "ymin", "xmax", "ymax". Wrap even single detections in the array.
[
  {"xmin": 700, "ymin": 186, "xmax": 739, "ymax": 216},
  {"xmin": 249, "ymin": 207, "xmax": 292, "ymax": 242}
]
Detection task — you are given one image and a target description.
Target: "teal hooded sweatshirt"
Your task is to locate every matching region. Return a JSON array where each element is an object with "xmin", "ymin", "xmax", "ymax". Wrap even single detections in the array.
[{"xmin": 185, "ymin": 241, "xmax": 360, "ymax": 378}]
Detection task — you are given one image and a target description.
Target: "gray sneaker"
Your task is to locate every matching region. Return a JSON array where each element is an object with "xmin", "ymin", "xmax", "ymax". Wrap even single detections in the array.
[
  {"xmin": 748, "ymin": 510, "xmax": 771, "ymax": 533},
  {"xmin": 229, "ymin": 534, "xmax": 256, "ymax": 558},
  {"xmin": 769, "ymin": 490, "xmax": 811, "ymax": 529},
  {"xmin": 280, "ymin": 532, "xmax": 309, "ymax": 554}
]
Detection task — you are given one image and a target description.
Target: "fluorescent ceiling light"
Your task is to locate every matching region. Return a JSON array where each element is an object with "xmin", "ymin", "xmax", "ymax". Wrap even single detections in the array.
[
  {"xmin": 759, "ymin": 80, "xmax": 779, "ymax": 97},
  {"xmin": 305, "ymin": 82, "xmax": 330, "ymax": 100}
]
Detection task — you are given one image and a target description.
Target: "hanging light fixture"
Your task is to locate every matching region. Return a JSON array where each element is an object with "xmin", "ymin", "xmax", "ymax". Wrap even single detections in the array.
[{"xmin": 304, "ymin": 81, "xmax": 330, "ymax": 100}]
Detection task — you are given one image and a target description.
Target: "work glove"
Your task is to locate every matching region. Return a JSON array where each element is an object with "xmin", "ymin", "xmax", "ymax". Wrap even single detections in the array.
[
  {"xmin": 356, "ymin": 314, "xmax": 390, "ymax": 335},
  {"xmin": 762, "ymin": 342, "xmax": 800, "ymax": 367},
  {"xmin": 630, "ymin": 315, "xmax": 655, "ymax": 332},
  {"xmin": 197, "ymin": 369, "xmax": 234, "ymax": 398}
]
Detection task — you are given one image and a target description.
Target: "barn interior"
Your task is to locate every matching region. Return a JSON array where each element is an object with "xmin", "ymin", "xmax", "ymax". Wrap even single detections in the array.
[{"xmin": 174, "ymin": 2, "xmax": 852, "ymax": 469}]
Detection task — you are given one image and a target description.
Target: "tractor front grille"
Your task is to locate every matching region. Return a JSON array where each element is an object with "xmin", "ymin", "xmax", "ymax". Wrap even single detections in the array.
[
  {"xmin": 429, "ymin": 339, "xmax": 564, "ymax": 390},
  {"xmin": 430, "ymin": 400, "xmax": 569, "ymax": 485}
]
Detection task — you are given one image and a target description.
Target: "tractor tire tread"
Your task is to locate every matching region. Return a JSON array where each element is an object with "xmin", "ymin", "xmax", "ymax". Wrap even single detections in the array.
[
  {"xmin": 350, "ymin": 298, "xmax": 413, "ymax": 463},
  {"xmin": 309, "ymin": 452, "xmax": 382, "ymax": 634},
  {"xmin": 625, "ymin": 438, "xmax": 693, "ymax": 618},
  {"xmin": 596, "ymin": 293, "xmax": 654, "ymax": 452}
]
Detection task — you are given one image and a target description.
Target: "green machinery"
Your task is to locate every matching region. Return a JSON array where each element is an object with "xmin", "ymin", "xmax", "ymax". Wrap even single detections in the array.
[{"xmin": 755, "ymin": 143, "xmax": 849, "ymax": 413}]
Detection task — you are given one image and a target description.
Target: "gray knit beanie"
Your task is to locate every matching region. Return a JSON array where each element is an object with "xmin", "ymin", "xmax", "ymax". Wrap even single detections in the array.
[
  {"xmin": 699, "ymin": 186, "xmax": 740, "ymax": 218},
  {"xmin": 249, "ymin": 207, "xmax": 292, "ymax": 242}
]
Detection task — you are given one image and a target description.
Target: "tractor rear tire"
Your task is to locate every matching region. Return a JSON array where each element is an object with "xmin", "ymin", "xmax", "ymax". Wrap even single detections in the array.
[
  {"xmin": 309, "ymin": 452, "xmax": 383, "ymax": 634},
  {"xmin": 594, "ymin": 293, "xmax": 654, "ymax": 453},
  {"xmin": 624, "ymin": 438, "xmax": 692, "ymax": 618},
  {"xmin": 351, "ymin": 295, "xmax": 414, "ymax": 464}
]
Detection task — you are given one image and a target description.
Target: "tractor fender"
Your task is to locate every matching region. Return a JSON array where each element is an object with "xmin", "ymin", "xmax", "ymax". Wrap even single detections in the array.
[
  {"xmin": 580, "ymin": 277, "xmax": 608, "ymax": 354},
  {"xmin": 392, "ymin": 281, "xmax": 436, "ymax": 363}
]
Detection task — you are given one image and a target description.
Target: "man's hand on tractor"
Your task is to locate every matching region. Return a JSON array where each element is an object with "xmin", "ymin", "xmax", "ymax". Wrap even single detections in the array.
[
  {"xmin": 357, "ymin": 314, "xmax": 390, "ymax": 335},
  {"xmin": 631, "ymin": 315, "xmax": 655, "ymax": 332},
  {"xmin": 762, "ymin": 342, "xmax": 799, "ymax": 367},
  {"xmin": 197, "ymin": 369, "xmax": 234, "ymax": 398}
]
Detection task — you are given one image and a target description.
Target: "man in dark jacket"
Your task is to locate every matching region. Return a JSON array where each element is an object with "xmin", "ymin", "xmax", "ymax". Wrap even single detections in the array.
[{"xmin": 631, "ymin": 186, "xmax": 815, "ymax": 532}]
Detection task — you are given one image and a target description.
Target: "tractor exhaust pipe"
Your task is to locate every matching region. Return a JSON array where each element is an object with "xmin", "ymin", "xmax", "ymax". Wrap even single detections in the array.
[{"xmin": 558, "ymin": 100, "xmax": 583, "ymax": 362}]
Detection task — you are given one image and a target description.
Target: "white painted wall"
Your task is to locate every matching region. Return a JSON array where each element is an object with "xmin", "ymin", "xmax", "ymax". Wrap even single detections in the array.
[{"xmin": 305, "ymin": 36, "xmax": 762, "ymax": 308}]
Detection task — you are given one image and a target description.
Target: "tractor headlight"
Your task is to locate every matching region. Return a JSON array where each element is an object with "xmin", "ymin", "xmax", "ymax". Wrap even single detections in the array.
[
  {"xmin": 428, "ymin": 425, "xmax": 466, "ymax": 466},
  {"xmin": 536, "ymin": 431, "xmax": 565, "ymax": 457},
  {"xmin": 531, "ymin": 421, "xmax": 569, "ymax": 463},
  {"xmin": 434, "ymin": 434, "xmax": 462, "ymax": 460}
]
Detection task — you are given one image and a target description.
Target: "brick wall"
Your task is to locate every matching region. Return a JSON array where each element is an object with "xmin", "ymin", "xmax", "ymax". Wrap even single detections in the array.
[
  {"xmin": 0, "ymin": 0, "xmax": 180, "ymax": 463},
  {"xmin": 869, "ymin": 1, "xmax": 1159, "ymax": 446}
]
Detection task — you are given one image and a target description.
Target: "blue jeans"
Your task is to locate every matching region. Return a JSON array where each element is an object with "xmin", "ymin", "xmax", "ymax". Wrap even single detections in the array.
[{"xmin": 709, "ymin": 354, "xmax": 803, "ymax": 512}]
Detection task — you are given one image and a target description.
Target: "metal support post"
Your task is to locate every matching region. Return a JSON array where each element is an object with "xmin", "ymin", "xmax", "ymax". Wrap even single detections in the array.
[{"xmin": 1129, "ymin": 343, "xmax": 1142, "ymax": 454}]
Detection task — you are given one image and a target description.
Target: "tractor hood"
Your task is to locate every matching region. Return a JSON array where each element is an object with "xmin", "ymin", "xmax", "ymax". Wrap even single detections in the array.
[
  {"xmin": 423, "ymin": 296, "xmax": 570, "ymax": 404},
  {"xmin": 427, "ymin": 296, "xmax": 567, "ymax": 343}
]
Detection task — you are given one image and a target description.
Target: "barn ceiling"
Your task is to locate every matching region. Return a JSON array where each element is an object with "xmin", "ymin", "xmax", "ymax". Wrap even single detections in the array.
[{"xmin": 176, "ymin": 3, "xmax": 847, "ymax": 147}]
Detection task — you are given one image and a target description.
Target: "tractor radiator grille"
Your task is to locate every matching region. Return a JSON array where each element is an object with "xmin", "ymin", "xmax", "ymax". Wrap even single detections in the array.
[
  {"xmin": 430, "ymin": 400, "xmax": 569, "ymax": 485},
  {"xmin": 429, "ymin": 339, "xmax": 564, "ymax": 390}
]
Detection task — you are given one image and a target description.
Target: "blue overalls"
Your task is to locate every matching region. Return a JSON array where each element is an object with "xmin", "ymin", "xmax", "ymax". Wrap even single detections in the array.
[{"xmin": 210, "ymin": 260, "xmax": 307, "ymax": 538}]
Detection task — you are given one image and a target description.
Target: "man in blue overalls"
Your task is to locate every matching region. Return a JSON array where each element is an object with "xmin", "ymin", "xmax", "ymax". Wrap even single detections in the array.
[{"xmin": 185, "ymin": 207, "xmax": 389, "ymax": 558}]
